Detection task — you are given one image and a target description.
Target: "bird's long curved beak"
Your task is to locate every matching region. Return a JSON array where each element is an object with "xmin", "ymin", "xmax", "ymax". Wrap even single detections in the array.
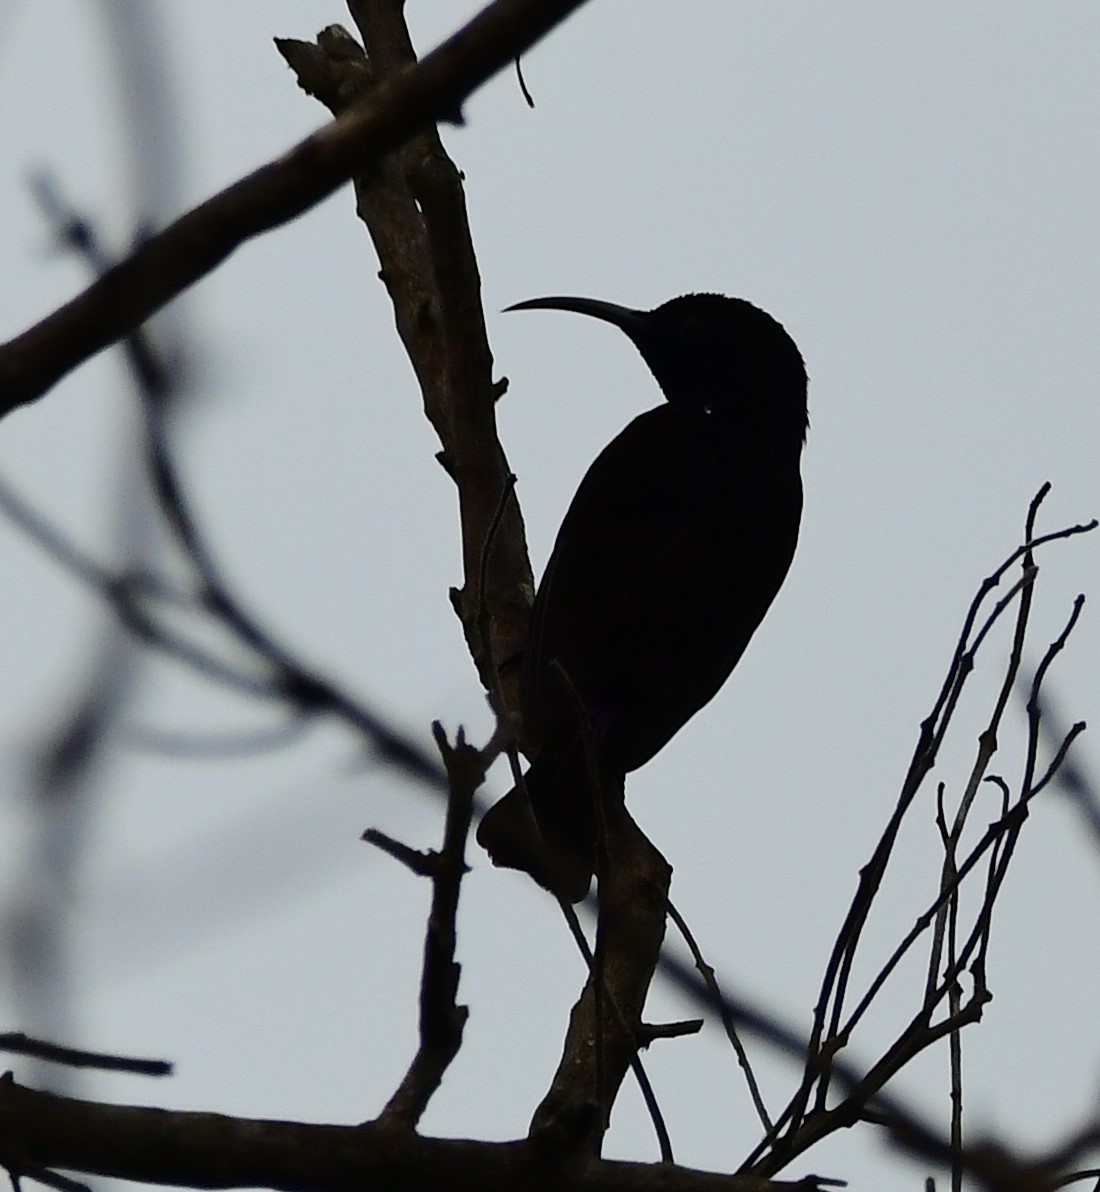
[{"xmin": 505, "ymin": 296, "xmax": 651, "ymax": 341}]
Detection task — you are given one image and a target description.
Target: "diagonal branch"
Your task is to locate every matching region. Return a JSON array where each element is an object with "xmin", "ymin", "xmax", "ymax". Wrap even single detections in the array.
[
  {"xmin": 278, "ymin": 6, "xmax": 535, "ymax": 719},
  {"xmin": 0, "ymin": 0, "xmax": 590, "ymax": 417}
]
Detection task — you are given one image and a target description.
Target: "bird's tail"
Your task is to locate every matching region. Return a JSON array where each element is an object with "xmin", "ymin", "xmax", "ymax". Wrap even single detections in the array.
[{"xmin": 476, "ymin": 735, "xmax": 600, "ymax": 903}]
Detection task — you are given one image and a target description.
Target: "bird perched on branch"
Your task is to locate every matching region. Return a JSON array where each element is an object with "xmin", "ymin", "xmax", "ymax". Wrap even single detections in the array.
[{"xmin": 477, "ymin": 292, "xmax": 808, "ymax": 901}]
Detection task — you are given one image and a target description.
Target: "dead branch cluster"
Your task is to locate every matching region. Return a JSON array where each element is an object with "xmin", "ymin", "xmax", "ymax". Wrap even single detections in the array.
[{"xmin": 0, "ymin": 4, "xmax": 1097, "ymax": 1192}]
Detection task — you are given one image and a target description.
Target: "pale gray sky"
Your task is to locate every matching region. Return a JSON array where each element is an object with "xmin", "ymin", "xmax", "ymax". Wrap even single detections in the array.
[{"xmin": 1, "ymin": 4, "xmax": 1098, "ymax": 1190}]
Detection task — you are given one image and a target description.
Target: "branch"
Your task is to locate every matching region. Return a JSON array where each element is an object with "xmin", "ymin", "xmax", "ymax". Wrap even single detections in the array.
[
  {"xmin": 380, "ymin": 725, "xmax": 482, "ymax": 1129},
  {"xmin": 791, "ymin": 497, "xmax": 1094, "ymax": 1121},
  {"xmin": 279, "ymin": 5, "xmax": 535, "ymax": 719},
  {"xmin": 0, "ymin": 1075, "xmax": 830, "ymax": 1192},
  {"xmin": 739, "ymin": 491, "xmax": 1095, "ymax": 1176},
  {"xmin": 0, "ymin": 1037, "xmax": 168, "ymax": 1079},
  {"xmin": 0, "ymin": 0, "xmax": 591, "ymax": 416},
  {"xmin": 666, "ymin": 901, "xmax": 772, "ymax": 1132}
]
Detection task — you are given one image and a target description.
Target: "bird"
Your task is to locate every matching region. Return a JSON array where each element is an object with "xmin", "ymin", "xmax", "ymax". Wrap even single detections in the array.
[{"xmin": 477, "ymin": 292, "xmax": 808, "ymax": 901}]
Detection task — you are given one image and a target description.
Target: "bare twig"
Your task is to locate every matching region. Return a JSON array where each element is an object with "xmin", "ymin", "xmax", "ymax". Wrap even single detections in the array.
[
  {"xmin": 919, "ymin": 493, "xmax": 1053, "ymax": 1192},
  {"xmin": 1053, "ymin": 1170, "xmax": 1100, "ymax": 1190},
  {"xmin": 1031, "ymin": 686, "xmax": 1100, "ymax": 850},
  {"xmin": 514, "ymin": 57, "xmax": 536, "ymax": 107},
  {"xmin": 0, "ymin": 1034, "xmax": 170, "ymax": 1078},
  {"xmin": 1022, "ymin": 596, "xmax": 1087, "ymax": 794},
  {"xmin": 831, "ymin": 791, "xmax": 1022, "ymax": 1046},
  {"xmin": 474, "ymin": 471, "xmax": 520, "ymax": 718},
  {"xmin": 742, "ymin": 489, "xmax": 1094, "ymax": 1174},
  {"xmin": 529, "ymin": 801, "xmax": 672, "ymax": 1160},
  {"xmin": 361, "ymin": 829, "xmax": 440, "ymax": 878},
  {"xmin": 666, "ymin": 899, "xmax": 772, "ymax": 1132},
  {"xmin": 379, "ymin": 724, "xmax": 481, "ymax": 1128}
]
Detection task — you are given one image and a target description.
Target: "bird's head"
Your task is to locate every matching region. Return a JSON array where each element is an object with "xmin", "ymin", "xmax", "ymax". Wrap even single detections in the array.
[{"xmin": 506, "ymin": 292, "xmax": 808, "ymax": 444}]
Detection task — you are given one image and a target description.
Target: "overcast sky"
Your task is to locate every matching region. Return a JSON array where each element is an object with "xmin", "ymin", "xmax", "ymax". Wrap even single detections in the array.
[{"xmin": 2, "ymin": 4, "xmax": 1099, "ymax": 1190}]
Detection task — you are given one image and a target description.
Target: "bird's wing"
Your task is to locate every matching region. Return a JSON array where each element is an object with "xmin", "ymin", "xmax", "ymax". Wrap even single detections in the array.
[{"xmin": 524, "ymin": 404, "xmax": 801, "ymax": 768}]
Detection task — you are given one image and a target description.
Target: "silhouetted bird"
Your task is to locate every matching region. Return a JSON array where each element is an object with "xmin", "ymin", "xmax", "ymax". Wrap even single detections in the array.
[{"xmin": 477, "ymin": 293, "xmax": 808, "ymax": 901}]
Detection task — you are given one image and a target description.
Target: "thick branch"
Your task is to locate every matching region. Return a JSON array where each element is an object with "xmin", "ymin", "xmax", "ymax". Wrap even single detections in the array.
[
  {"xmin": 0, "ymin": 1075, "xmax": 814, "ymax": 1192},
  {"xmin": 0, "ymin": 0, "xmax": 590, "ymax": 417},
  {"xmin": 530, "ymin": 804, "xmax": 673, "ymax": 1156}
]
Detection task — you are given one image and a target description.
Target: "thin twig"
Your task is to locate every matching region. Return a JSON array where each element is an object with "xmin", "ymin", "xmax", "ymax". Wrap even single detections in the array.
[
  {"xmin": 1030, "ymin": 686, "xmax": 1100, "ymax": 851},
  {"xmin": 0, "ymin": 1033, "xmax": 170, "ymax": 1077},
  {"xmin": 750, "ymin": 491, "xmax": 1095, "ymax": 1170},
  {"xmin": 1023, "ymin": 596, "xmax": 1086, "ymax": 793},
  {"xmin": 836, "ymin": 793, "xmax": 1020, "ymax": 1045},
  {"xmin": 972, "ymin": 778, "xmax": 1009, "ymax": 989},
  {"xmin": 514, "ymin": 56, "xmax": 535, "ymax": 106},
  {"xmin": 926, "ymin": 493, "xmax": 1045, "ymax": 1014},
  {"xmin": 666, "ymin": 899, "xmax": 772, "ymax": 1132},
  {"xmin": 361, "ymin": 829, "xmax": 440, "ymax": 878}
]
